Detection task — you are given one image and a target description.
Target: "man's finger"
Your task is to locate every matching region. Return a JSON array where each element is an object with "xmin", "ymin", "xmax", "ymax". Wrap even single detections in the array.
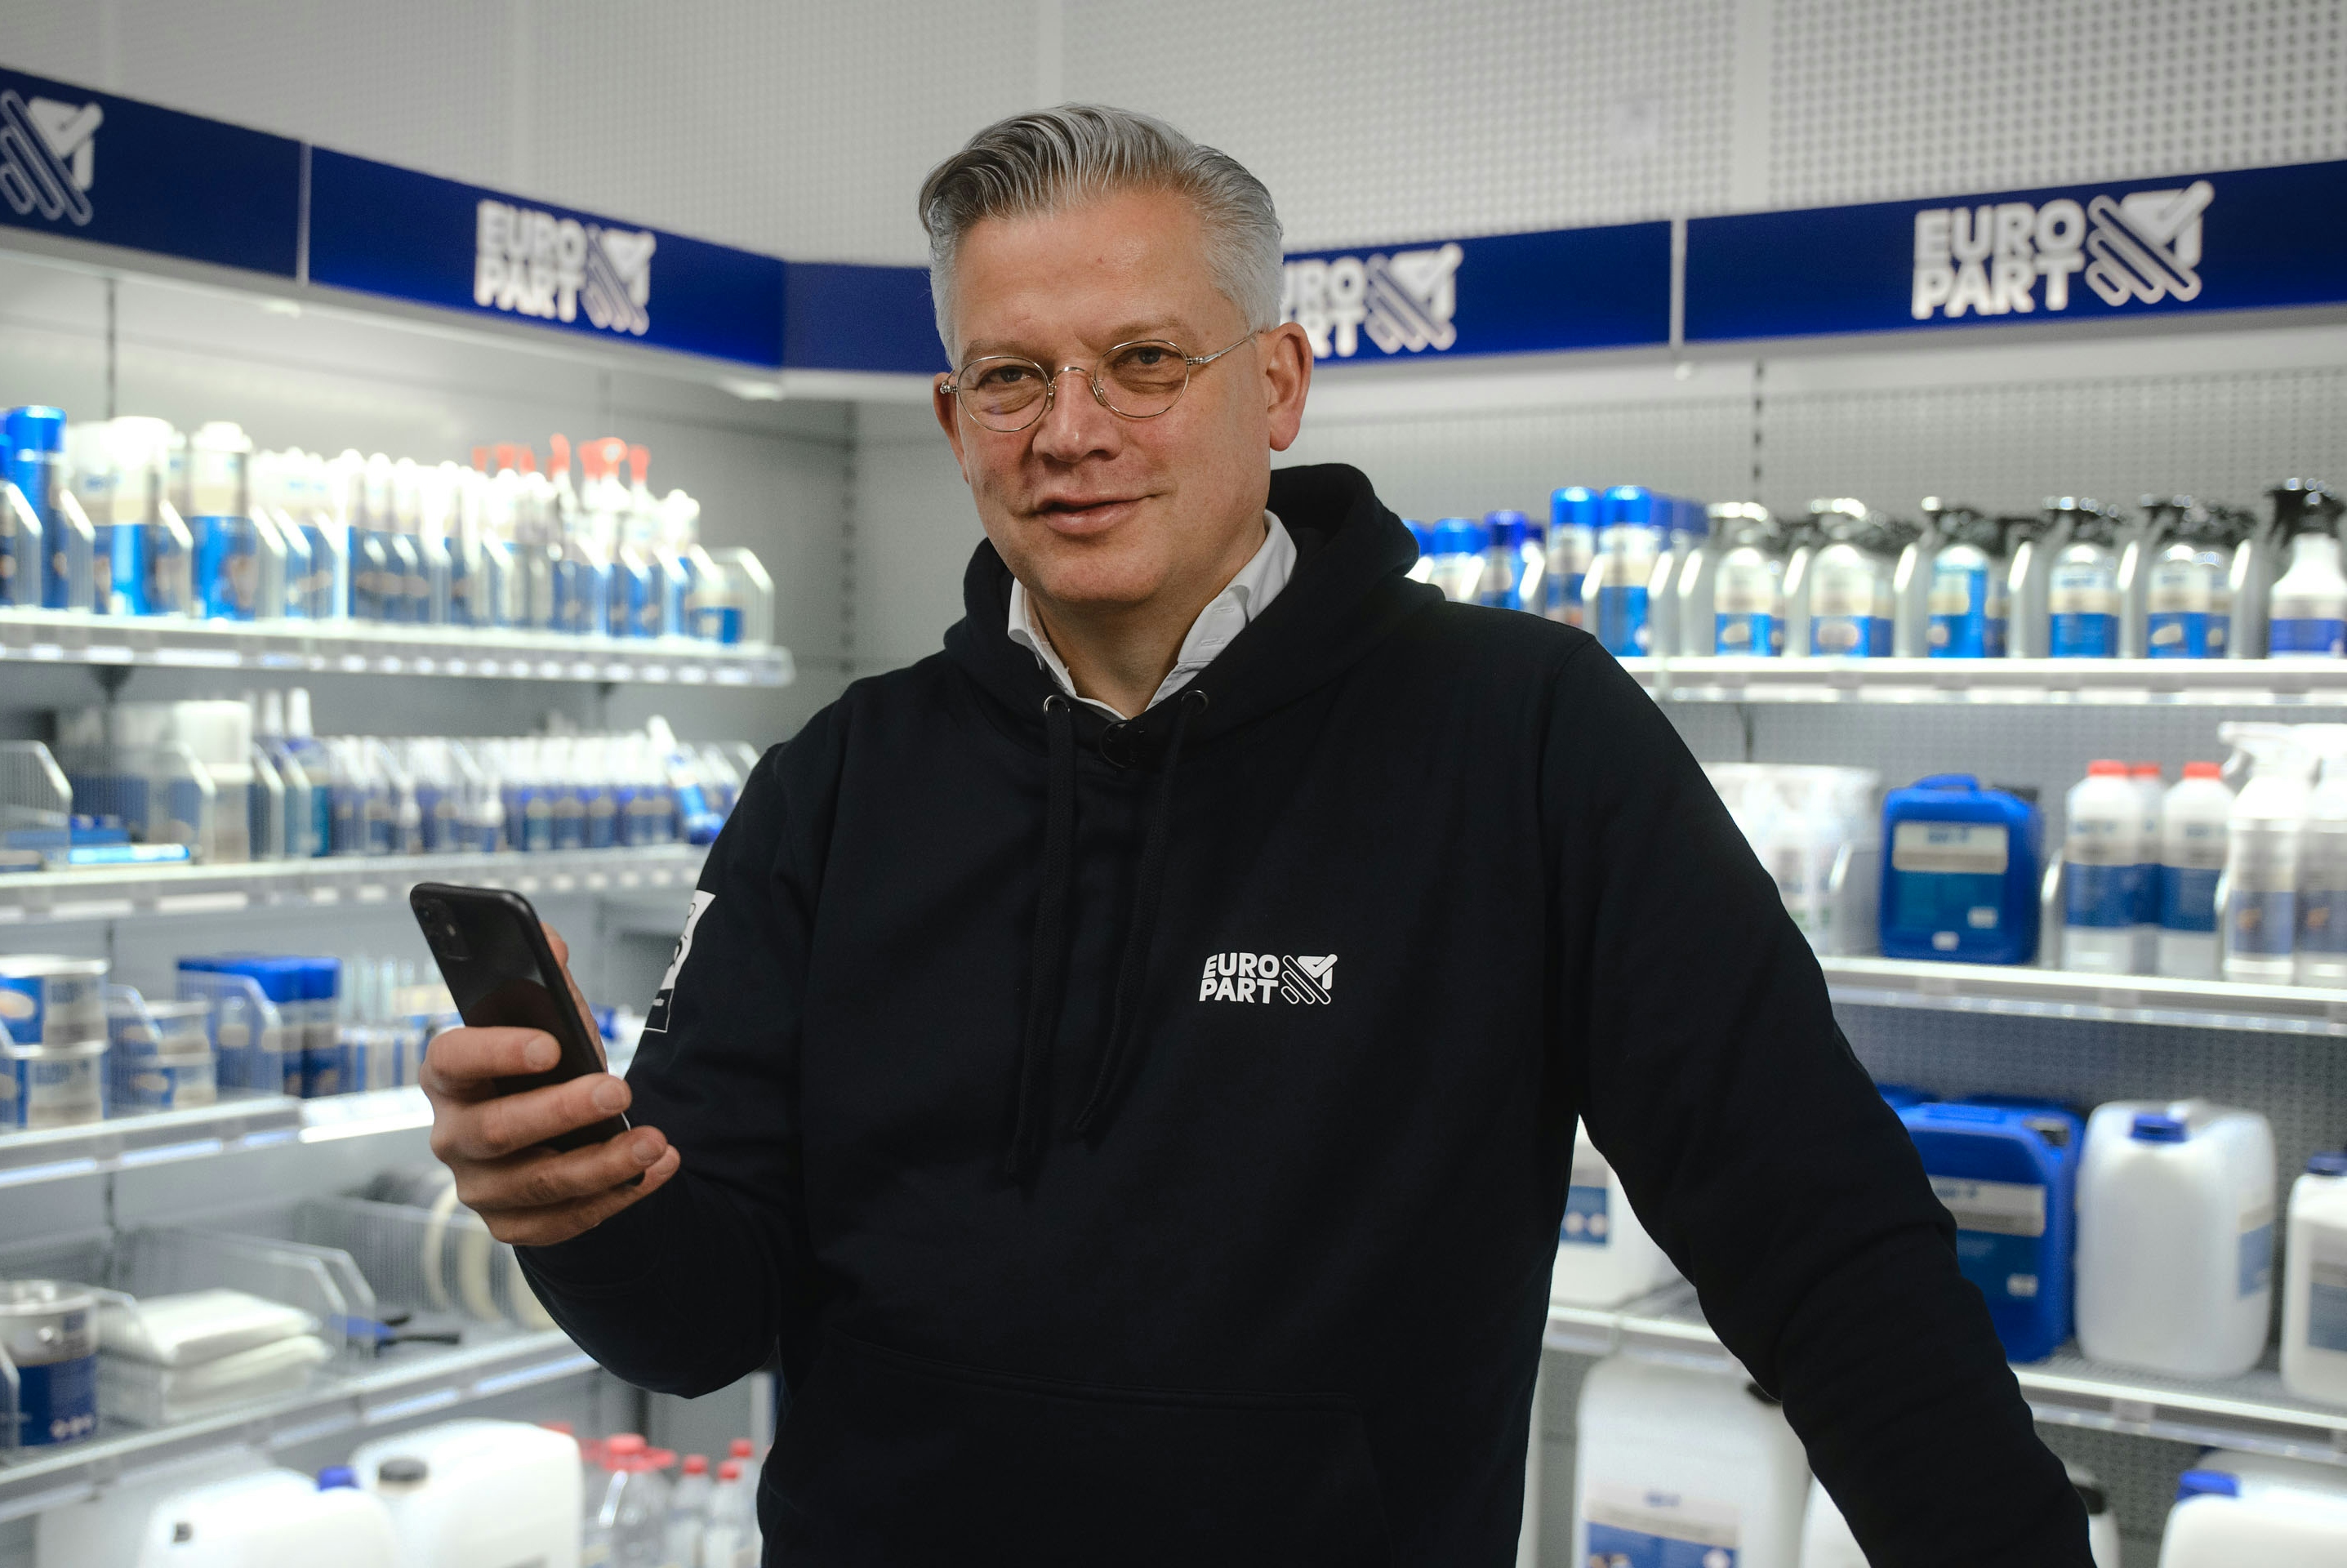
[
  {"xmin": 433, "ymin": 1071, "xmax": 632, "ymax": 1163},
  {"xmin": 457, "ymin": 1125, "xmax": 669, "ymax": 1213},
  {"xmin": 488, "ymin": 1147, "xmax": 682, "ymax": 1246},
  {"xmin": 421, "ymin": 1027, "xmax": 559, "ymax": 1096}
]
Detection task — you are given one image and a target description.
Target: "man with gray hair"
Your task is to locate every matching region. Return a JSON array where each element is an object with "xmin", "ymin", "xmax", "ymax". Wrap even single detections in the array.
[{"xmin": 429, "ymin": 106, "xmax": 2091, "ymax": 1564}]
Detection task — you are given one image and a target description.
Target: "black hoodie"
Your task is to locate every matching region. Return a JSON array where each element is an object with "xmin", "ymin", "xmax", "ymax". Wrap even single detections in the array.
[{"xmin": 521, "ymin": 463, "xmax": 2091, "ymax": 1566}]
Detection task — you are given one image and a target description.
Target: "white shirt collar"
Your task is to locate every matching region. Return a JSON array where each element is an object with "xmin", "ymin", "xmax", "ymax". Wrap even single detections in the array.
[{"xmin": 1009, "ymin": 510, "xmax": 1295, "ymax": 720}]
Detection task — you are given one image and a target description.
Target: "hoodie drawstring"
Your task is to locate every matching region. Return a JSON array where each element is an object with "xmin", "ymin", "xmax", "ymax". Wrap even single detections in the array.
[
  {"xmin": 1074, "ymin": 686, "xmax": 1206, "ymax": 1138},
  {"xmin": 1005, "ymin": 693, "xmax": 1077, "ymax": 1181}
]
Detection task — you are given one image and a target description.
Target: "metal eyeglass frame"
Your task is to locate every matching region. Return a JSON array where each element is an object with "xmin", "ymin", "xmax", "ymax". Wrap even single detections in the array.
[{"xmin": 941, "ymin": 331, "xmax": 1259, "ymax": 434}]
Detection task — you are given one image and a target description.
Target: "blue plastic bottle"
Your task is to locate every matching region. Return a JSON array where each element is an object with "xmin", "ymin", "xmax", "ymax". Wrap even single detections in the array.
[
  {"xmin": 1903, "ymin": 1099, "xmax": 2081, "ymax": 1362},
  {"xmin": 1879, "ymin": 774, "xmax": 2043, "ymax": 964},
  {"xmin": 1590, "ymin": 485, "xmax": 1662, "ymax": 657},
  {"xmin": 1545, "ymin": 487, "xmax": 1598, "ymax": 627}
]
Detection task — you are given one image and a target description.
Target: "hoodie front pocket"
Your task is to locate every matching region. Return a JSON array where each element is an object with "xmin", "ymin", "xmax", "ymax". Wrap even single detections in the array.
[{"xmin": 768, "ymin": 1330, "xmax": 1395, "ymax": 1567}]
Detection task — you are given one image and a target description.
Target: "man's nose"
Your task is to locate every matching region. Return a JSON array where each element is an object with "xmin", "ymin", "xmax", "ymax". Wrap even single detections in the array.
[{"xmin": 1029, "ymin": 366, "xmax": 1120, "ymax": 460}]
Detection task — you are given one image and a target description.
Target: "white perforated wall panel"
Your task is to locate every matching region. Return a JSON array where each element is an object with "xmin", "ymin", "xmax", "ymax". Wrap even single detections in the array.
[
  {"xmin": 1769, "ymin": 0, "xmax": 2347, "ymax": 210},
  {"xmin": 1062, "ymin": 0, "xmax": 1741, "ymax": 248}
]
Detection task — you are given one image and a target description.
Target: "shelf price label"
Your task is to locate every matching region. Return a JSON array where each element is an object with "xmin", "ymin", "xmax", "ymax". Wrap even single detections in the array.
[
  {"xmin": 1686, "ymin": 158, "xmax": 2347, "ymax": 343},
  {"xmin": 0, "ymin": 64, "xmax": 300, "ymax": 277}
]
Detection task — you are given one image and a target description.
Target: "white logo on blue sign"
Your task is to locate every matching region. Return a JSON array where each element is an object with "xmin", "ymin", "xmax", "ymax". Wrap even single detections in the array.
[
  {"xmin": 0, "ymin": 91, "xmax": 101, "ymax": 226},
  {"xmin": 475, "ymin": 198, "xmax": 657, "ymax": 337},
  {"xmin": 1912, "ymin": 180, "xmax": 2212, "ymax": 321},
  {"xmin": 1282, "ymin": 243, "xmax": 1462, "ymax": 360}
]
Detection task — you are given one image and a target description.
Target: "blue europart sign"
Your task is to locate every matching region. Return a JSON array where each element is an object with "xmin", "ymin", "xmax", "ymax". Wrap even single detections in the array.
[
  {"xmin": 307, "ymin": 148, "xmax": 787, "ymax": 368},
  {"xmin": 1685, "ymin": 158, "xmax": 2347, "ymax": 343},
  {"xmin": 0, "ymin": 63, "xmax": 300, "ymax": 277},
  {"xmin": 1280, "ymin": 220, "xmax": 1673, "ymax": 363}
]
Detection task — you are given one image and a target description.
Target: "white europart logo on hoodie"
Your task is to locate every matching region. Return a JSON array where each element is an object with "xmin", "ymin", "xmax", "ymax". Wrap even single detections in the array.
[{"xmin": 1197, "ymin": 951, "xmax": 1337, "ymax": 1006}]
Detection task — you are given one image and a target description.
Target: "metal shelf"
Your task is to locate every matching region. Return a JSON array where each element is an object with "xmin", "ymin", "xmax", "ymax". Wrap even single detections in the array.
[
  {"xmin": 1624, "ymin": 655, "xmax": 2347, "ymax": 706},
  {"xmin": 1548, "ymin": 1284, "xmax": 2347, "ymax": 1464},
  {"xmin": 0, "ymin": 609, "xmax": 792, "ymax": 687},
  {"xmin": 0, "ymin": 844, "xmax": 706, "ymax": 926},
  {"xmin": 1820, "ymin": 956, "xmax": 2347, "ymax": 1036},
  {"xmin": 0, "ymin": 1094, "xmax": 303, "ymax": 1190},
  {"xmin": 0, "ymin": 1327, "xmax": 593, "ymax": 1523}
]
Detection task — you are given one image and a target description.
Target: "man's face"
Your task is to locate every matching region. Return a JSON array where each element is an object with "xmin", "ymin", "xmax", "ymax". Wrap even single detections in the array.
[{"xmin": 933, "ymin": 187, "xmax": 1312, "ymax": 617}]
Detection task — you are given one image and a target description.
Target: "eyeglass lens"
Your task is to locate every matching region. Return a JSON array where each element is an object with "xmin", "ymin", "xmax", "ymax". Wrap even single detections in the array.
[{"xmin": 956, "ymin": 341, "xmax": 1194, "ymax": 430}]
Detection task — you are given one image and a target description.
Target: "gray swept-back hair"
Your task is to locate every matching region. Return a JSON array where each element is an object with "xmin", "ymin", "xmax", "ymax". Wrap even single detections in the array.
[{"xmin": 918, "ymin": 105, "xmax": 1285, "ymax": 355}]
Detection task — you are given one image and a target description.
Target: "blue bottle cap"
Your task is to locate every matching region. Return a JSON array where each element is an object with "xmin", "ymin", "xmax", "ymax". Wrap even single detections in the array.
[
  {"xmin": 1601, "ymin": 485, "xmax": 1655, "ymax": 528},
  {"xmin": 2308, "ymin": 1151, "xmax": 2347, "ymax": 1177},
  {"xmin": 316, "ymin": 1464, "xmax": 359, "ymax": 1491},
  {"xmin": 1484, "ymin": 510, "xmax": 1530, "ymax": 548},
  {"xmin": 1551, "ymin": 486, "xmax": 1599, "ymax": 528},
  {"xmin": 3, "ymin": 406, "xmax": 66, "ymax": 454},
  {"xmin": 1432, "ymin": 517, "xmax": 1488, "ymax": 554},
  {"xmin": 2131, "ymin": 1112, "xmax": 2187, "ymax": 1143},
  {"xmin": 2174, "ymin": 1468, "xmax": 2240, "ymax": 1500}
]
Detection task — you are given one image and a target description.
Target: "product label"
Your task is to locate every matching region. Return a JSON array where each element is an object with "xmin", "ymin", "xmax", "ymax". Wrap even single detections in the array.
[
  {"xmin": 1597, "ymin": 585, "xmax": 1650, "ymax": 657},
  {"xmin": 2242, "ymin": 1205, "xmax": 2276, "ymax": 1298},
  {"xmin": 2270, "ymin": 616, "xmax": 2347, "ymax": 657},
  {"xmin": 1585, "ymin": 1483, "xmax": 1739, "ymax": 1568},
  {"xmin": 2064, "ymin": 862, "xmax": 2136, "ymax": 928},
  {"xmin": 2161, "ymin": 866, "xmax": 2221, "ymax": 933},
  {"xmin": 2146, "ymin": 610, "xmax": 2212, "ymax": 659},
  {"xmin": 2228, "ymin": 889, "xmax": 2297, "ymax": 957},
  {"xmin": 2047, "ymin": 611, "xmax": 2116, "ymax": 658},
  {"xmin": 1892, "ymin": 822, "xmax": 2009, "ymax": 874},
  {"xmin": 2300, "ymin": 889, "xmax": 2347, "ymax": 956},
  {"xmin": 1927, "ymin": 564, "xmax": 1994, "ymax": 658},
  {"xmin": 1931, "ymin": 1178, "xmax": 2048, "ymax": 1302},
  {"xmin": 1809, "ymin": 613, "xmax": 1881, "ymax": 657},
  {"xmin": 8, "ymin": 1051, "xmax": 102, "ymax": 1128},
  {"xmin": 2309, "ymin": 1239, "xmax": 2347, "ymax": 1354},
  {"xmin": 0, "ymin": 969, "xmax": 102, "ymax": 1049},
  {"xmin": 0, "ymin": 974, "xmax": 43, "ymax": 1049},
  {"xmin": 2048, "ymin": 566, "xmax": 2118, "ymax": 616},
  {"xmin": 13, "ymin": 1349, "xmax": 97, "ymax": 1447},
  {"xmin": 1712, "ymin": 612, "xmax": 1775, "ymax": 656},
  {"xmin": 1888, "ymin": 822, "xmax": 2011, "ymax": 944},
  {"xmin": 1561, "ymin": 1183, "xmax": 1613, "ymax": 1246}
]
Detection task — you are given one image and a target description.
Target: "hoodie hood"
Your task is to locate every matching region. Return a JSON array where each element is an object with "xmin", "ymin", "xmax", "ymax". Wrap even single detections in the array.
[
  {"xmin": 938, "ymin": 463, "xmax": 1436, "ymax": 1178},
  {"xmin": 943, "ymin": 462, "xmax": 1436, "ymax": 752}
]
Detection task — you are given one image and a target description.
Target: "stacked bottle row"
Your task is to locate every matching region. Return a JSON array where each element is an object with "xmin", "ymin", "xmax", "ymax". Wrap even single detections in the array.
[
  {"xmin": 1707, "ymin": 765, "xmax": 1882, "ymax": 956},
  {"xmin": 1411, "ymin": 480, "xmax": 2347, "ymax": 662},
  {"xmin": 7, "ymin": 689, "xmax": 751, "ymax": 871},
  {"xmin": 575, "ymin": 1432, "xmax": 764, "ymax": 1568},
  {"xmin": 0, "ymin": 408, "xmax": 773, "ymax": 645}
]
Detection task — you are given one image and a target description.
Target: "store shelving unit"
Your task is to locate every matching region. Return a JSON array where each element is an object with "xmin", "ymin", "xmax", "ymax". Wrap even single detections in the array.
[
  {"xmin": 1548, "ymin": 1285, "xmax": 2347, "ymax": 1464},
  {"xmin": 0, "ymin": 1327, "xmax": 593, "ymax": 1524},
  {"xmin": 0, "ymin": 610, "xmax": 792, "ymax": 686},
  {"xmin": 0, "ymin": 844, "xmax": 707, "ymax": 927},
  {"xmin": 0, "ymin": 1089, "xmax": 443, "ymax": 1192},
  {"xmin": 1818, "ymin": 956, "xmax": 2347, "ymax": 1037},
  {"xmin": 1623, "ymin": 656, "xmax": 2347, "ymax": 706}
]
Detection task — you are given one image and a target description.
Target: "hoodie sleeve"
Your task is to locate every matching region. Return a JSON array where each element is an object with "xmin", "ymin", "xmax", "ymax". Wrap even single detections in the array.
[
  {"xmin": 517, "ymin": 718, "xmax": 834, "ymax": 1397},
  {"xmin": 1543, "ymin": 644, "xmax": 2091, "ymax": 1567}
]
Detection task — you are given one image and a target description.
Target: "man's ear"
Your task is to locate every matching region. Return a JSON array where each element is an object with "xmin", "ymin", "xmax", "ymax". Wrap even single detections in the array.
[{"xmin": 1260, "ymin": 323, "xmax": 1313, "ymax": 453}]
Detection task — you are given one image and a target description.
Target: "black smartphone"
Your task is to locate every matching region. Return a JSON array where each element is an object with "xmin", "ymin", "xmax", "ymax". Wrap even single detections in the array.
[{"xmin": 409, "ymin": 882, "xmax": 630, "ymax": 1154}]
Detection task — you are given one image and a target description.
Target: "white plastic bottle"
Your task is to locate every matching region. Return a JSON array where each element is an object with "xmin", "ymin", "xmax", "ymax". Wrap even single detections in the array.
[
  {"xmin": 2127, "ymin": 762, "xmax": 2165, "ymax": 972},
  {"xmin": 2160, "ymin": 1461, "xmax": 2347, "ymax": 1566},
  {"xmin": 2282, "ymin": 1150, "xmax": 2347, "ymax": 1408},
  {"xmin": 2158, "ymin": 763, "xmax": 2233, "ymax": 980},
  {"xmin": 702, "ymin": 1459, "xmax": 760, "ymax": 1568},
  {"xmin": 586, "ymin": 1434, "xmax": 670, "ymax": 1568},
  {"xmin": 726, "ymin": 1437, "xmax": 762, "ymax": 1499},
  {"xmin": 664, "ymin": 1454, "xmax": 711, "ymax": 1568},
  {"xmin": 2062, "ymin": 761, "xmax": 2141, "ymax": 973},
  {"xmin": 2220, "ymin": 725, "xmax": 2314, "ymax": 985},
  {"xmin": 1574, "ymin": 1355, "xmax": 1810, "ymax": 1568},
  {"xmin": 2267, "ymin": 500, "xmax": 2347, "ymax": 658},
  {"xmin": 2075, "ymin": 1099, "xmax": 2275, "ymax": 1379},
  {"xmin": 2294, "ymin": 726, "xmax": 2347, "ymax": 987},
  {"xmin": 1551, "ymin": 1121, "xmax": 1678, "ymax": 1307}
]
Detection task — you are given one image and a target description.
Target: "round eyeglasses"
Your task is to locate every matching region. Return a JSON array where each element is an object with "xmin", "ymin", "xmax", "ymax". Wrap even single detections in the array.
[{"xmin": 941, "ymin": 332, "xmax": 1258, "ymax": 434}]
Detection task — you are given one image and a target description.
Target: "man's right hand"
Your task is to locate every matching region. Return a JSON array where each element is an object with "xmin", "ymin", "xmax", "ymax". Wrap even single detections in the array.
[{"xmin": 422, "ymin": 1025, "xmax": 682, "ymax": 1247}]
